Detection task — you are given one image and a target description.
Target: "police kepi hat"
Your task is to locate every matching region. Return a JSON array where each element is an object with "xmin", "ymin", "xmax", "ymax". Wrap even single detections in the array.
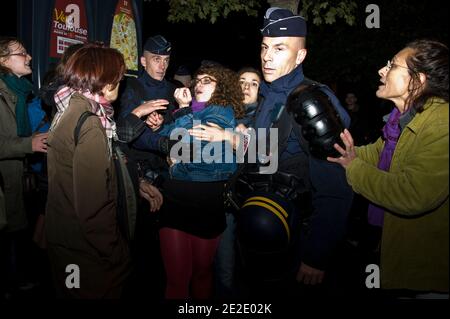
[
  {"xmin": 143, "ymin": 35, "xmax": 171, "ymax": 55},
  {"xmin": 261, "ymin": 7, "xmax": 307, "ymax": 37}
]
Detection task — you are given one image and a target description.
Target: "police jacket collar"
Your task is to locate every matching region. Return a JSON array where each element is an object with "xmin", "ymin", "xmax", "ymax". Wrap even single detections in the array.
[
  {"xmin": 260, "ymin": 65, "xmax": 305, "ymax": 96},
  {"xmin": 141, "ymin": 70, "xmax": 168, "ymax": 88}
]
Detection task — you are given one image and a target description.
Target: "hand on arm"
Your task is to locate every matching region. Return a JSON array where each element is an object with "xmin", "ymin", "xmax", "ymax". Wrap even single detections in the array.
[
  {"xmin": 145, "ymin": 112, "xmax": 164, "ymax": 131},
  {"xmin": 32, "ymin": 132, "xmax": 48, "ymax": 153},
  {"xmin": 188, "ymin": 122, "xmax": 239, "ymax": 148}
]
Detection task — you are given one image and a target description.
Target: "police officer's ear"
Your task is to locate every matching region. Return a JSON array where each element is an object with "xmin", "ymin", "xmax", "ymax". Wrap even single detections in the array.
[
  {"xmin": 296, "ymin": 48, "xmax": 307, "ymax": 66},
  {"xmin": 140, "ymin": 55, "xmax": 147, "ymax": 69}
]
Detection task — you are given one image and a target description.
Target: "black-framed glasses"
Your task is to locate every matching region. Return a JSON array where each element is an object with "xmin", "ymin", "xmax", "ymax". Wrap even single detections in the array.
[
  {"xmin": 194, "ymin": 76, "xmax": 216, "ymax": 86},
  {"xmin": 386, "ymin": 60, "xmax": 409, "ymax": 71},
  {"xmin": 7, "ymin": 51, "xmax": 29, "ymax": 57}
]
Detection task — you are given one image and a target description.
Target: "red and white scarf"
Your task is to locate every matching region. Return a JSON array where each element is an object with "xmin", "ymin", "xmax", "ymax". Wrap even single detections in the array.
[{"xmin": 51, "ymin": 86, "xmax": 117, "ymax": 155}]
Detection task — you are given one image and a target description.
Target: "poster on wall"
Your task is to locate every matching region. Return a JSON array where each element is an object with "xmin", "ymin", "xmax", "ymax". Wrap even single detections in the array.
[
  {"xmin": 110, "ymin": 0, "xmax": 138, "ymax": 71},
  {"xmin": 49, "ymin": 0, "xmax": 89, "ymax": 58}
]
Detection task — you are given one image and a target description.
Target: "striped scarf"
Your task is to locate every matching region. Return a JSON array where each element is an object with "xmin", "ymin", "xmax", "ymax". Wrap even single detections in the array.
[{"xmin": 50, "ymin": 86, "xmax": 117, "ymax": 155}]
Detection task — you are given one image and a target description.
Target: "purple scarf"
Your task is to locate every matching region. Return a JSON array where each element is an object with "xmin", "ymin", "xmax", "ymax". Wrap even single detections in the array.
[
  {"xmin": 367, "ymin": 107, "xmax": 402, "ymax": 226},
  {"xmin": 191, "ymin": 99, "xmax": 207, "ymax": 112}
]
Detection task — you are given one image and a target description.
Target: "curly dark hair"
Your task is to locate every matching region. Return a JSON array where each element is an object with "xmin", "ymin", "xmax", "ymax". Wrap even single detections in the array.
[
  {"xmin": 404, "ymin": 39, "xmax": 449, "ymax": 112},
  {"xmin": 193, "ymin": 65, "xmax": 245, "ymax": 119}
]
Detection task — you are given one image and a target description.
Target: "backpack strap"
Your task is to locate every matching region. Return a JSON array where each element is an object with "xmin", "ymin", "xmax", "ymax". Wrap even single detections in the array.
[
  {"xmin": 74, "ymin": 111, "xmax": 96, "ymax": 146},
  {"xmin": 73, "ymin": 110, "xmax": 137, "ymax": 243},
  {"xmin": 272, "ymin": 104, "xmax": 311, "ymax": 158}
]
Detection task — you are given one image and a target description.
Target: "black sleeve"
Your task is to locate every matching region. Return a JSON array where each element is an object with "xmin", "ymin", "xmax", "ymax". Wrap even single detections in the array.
[{"xmin": 116, "ymin": 113, "xmax": 146, "ymax": 143}]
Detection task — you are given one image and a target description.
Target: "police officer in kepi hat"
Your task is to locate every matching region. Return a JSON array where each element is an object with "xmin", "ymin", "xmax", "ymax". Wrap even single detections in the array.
[
  {"xmin": 118, "ymin": 34, "xmax": 179, "ymax": 164},
  {"xmin": 246, "ymin": 6, "xmax": 352, "ymax": 289},
  {"xmin": 190, "ymin": 7, "xmax": 353, "ymax": 295}
]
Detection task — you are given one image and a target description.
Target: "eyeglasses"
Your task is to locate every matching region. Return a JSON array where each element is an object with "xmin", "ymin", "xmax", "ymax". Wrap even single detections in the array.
[
  {"xmin": 7, "ymin": 52, "xmax": 29, "ymax": 57},
  {"xmin": 386, "ymin": 60, "xmax": 409, "ymax": 71},
  {"xmin": 239, "ymin": 80, "xmax": 260, "ymax": 89},
  {"xmin": 194, "ymin": 76, "xmax": 216, "ymax": 85}
]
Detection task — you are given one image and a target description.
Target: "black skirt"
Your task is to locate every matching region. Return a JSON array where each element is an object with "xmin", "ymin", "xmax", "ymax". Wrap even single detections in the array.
[{"xmin": 158, "ymin": 179, "xmax": 226, "ymax": 239}]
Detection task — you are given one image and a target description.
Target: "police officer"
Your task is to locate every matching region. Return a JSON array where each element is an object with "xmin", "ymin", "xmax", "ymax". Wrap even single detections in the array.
[
  {"xmin": 119, "ymin": 35, "xmax": 177, "ymax": 154},
  {"xmin": 190, "ymin": 7, "xmax": 353, "ymax": 289},
  {"xmin": 117, "ymin": 35, "xmax": 177, "ymax": 298}
]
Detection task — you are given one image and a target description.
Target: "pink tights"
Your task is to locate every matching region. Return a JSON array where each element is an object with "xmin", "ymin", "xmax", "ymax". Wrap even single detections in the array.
[{"xmin": 159, "ymin": 227, "xmax": 220, "ymax": 299}]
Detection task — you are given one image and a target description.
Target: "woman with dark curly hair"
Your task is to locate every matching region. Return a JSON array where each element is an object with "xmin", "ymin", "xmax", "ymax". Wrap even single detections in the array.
[
  {"xmin": 328, "ymin": 39, "xmax": 449, "ymax": 297},
  {"xmin": 150, "ymin": 64, "xmax": 244, "ymax": 299}
]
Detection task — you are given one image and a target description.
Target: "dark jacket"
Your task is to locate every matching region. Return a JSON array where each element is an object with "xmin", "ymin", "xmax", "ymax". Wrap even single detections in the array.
[
  {"xmin": 119, "ymin": 72, "xmax": 177, "ymax": 151},
  {"xmin": 253, "ymin": 66, "xmax": 353, "ymax": 270}
]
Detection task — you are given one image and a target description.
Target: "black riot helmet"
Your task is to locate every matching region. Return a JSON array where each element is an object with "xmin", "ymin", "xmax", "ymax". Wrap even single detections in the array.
[
  {"xmin": 286, "ymin": 84, "xmax": 345, "ymax": 159},
  {"xmin": 236, "ymin": 191, "xmax": 300, "ymax": 281}
]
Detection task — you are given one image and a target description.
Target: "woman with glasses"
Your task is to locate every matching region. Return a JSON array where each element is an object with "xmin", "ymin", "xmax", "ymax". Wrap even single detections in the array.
[
  {"xmin": 328, "ymin": 39, "xmax": 449, "ymax": 298},
  {"xmin": 0, "ymin": 37, "xmax": 48, "ymax": 295},
  {"xmin": 149, "ymin": 64, "xmax": 244, "ymax": 299}
]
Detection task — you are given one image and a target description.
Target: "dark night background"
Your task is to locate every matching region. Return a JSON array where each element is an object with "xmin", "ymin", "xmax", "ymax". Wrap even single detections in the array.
[
  {"xmin": 138, "ymin": 0, "xmax": 448, "ymax": 115},
  {"xmin": 3, "ymin": 0, "xmax": 448, "ymax": 111},
  {"xmin": 1, "ymin": 0, "xmax": 448, "ymax": 305}
]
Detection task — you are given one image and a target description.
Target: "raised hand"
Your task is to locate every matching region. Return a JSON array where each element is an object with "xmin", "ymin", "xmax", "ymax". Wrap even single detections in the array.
[
  {"xmin": 174, "ymin": 87, "xmax": 192, "ymax": 108},
  {"xmin": 327, "ymin": 129, "xmax": 357, "ymax": 168},
  {"xmin": 131, "ymin": 99, "xmax": 169, "ymax": 118}
]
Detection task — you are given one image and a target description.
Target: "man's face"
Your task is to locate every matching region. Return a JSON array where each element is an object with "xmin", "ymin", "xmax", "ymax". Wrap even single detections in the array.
[
  {"xmin": 141, "ymin": 52, "xmax": 170, "ymax": 81},
  {"xmin": 260, "ymin": 37, "xmax": 307, "ymax": 83}
]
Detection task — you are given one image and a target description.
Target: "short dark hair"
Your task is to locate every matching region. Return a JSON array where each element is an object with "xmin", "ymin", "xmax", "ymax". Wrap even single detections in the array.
[
  {"xmin": 62, "ymin": 42, "xmax": 125, "ymax": 95},
  {"xmin": 404, "ymin": 39, "xmax": 449, "ymax": 112},
  {"xmin": 237, "ymin": 67, "xmax": 263, "ymax": 82},
  {"xmin": 55, "ymin": 43, "xmax": 85, "ymax": 77}
]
